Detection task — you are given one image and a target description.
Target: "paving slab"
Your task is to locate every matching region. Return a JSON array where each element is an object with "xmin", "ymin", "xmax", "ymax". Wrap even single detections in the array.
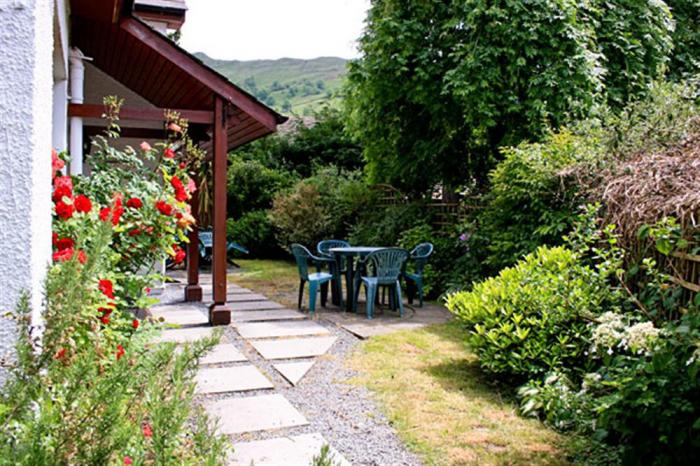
[
  {"xmin": 229, "ymin": 433, "xmax": 350, "ymax": 466},
  {"xmin": 273, "ymin": 361, "xmax": 315, "ymax": 386},
  {"xmin": 231, "ymin": 309, "xmax": 305, "ymax": 323},
  {"xmin": 236, "ymin": 320, "xmax": 330, "ymax": 339},
  {"xmin": 226, "ymin": 293, "xmax": 269, "ymax": 302},
  {"xmin": 206, "ymin": 394, "xmax": 308, "ymax": 434},
  {"xmin": 155, "ymin": 326, "xmax": 219, "ymax": 344},
  {"xmin": 150, "ymin": 308, "xmax": 209, "ymax": 326},
  {"xmin": 231, "ymin": 300, "xmax": 285, "ymax": 311},
  {"xmin": 249, "ymin": 336, "xmax": 337, "ymax": 360},
  {"xmin": 196, "ymin": 365, "xmax": 273, "ymax": 394},
  {"xmin": 200, "ymin": 343, "xmax": 247, "ymax": 365}
]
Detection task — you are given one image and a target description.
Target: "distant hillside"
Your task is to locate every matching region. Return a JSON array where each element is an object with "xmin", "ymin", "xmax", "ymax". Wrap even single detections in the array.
[{"xmin": 195, "ymin": 53, "xmax": 348, "ymax": 116}]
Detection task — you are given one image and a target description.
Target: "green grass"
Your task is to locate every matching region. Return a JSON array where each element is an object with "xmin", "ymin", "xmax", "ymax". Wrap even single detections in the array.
[
  {"xmin": 229, "ymin": 259, "xmax": 299, "ymax": 308},
  {"xmin": 349, "ymin": 322, "xmax": 574, "ymax": 466}
]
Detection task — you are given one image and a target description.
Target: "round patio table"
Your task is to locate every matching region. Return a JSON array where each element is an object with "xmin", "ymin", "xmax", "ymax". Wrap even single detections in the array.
[{"xmin": 329, "ymin": 246, "xmax": 383, "ymax": 312}]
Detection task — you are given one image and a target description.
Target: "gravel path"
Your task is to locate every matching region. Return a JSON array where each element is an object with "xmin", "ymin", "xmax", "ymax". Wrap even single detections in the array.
[{"xmin": 154, "ymin": 280, "xmax": 423, "ymax": 466}]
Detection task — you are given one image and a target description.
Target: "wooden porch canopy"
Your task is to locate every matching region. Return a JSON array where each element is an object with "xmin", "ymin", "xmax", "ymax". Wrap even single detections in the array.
[{"xmin": 69, "ymin": 0, "xmax": 287, "ymax": 325}]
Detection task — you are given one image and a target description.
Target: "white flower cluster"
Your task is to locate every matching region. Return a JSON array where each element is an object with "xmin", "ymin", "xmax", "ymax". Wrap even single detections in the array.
[{"xmin": 591, "ymin": 312, "xmax": 660, "ymax": 356}]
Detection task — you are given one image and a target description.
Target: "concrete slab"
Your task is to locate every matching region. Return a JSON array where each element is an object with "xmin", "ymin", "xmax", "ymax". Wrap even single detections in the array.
[
  {"xmin": 150, "ymin": 308, "xmax": 209, "ymax": 326},
  {"xmin": 229, "ymin": 433, "xmax": 350, "ymax": 466},
  {"xmin": 231, "ymin": 309, "xmax": 305, "ymax": 323},
  {"xmin": 155, "ymin": 326, "xmax": 219, "ymax": 344},
  {"xmin": 200, "ymin": 343, "xmax": 247, "ymax": 365},
  {"xmin": 249, "ymin": 336, "xmax": 337, "ymax": 360},
  {"xmin": 206, "ymin": 394, "xmax": 308, "ymax": 434},
  {"xmin": 226, "ymin": 293, "xmax": 269, "ymax": 302},
  {"xmin": 274, "ymin": 361, "xmax": 315, "ymax": 386},
  {"xmin": 236, "ymin": 320, "xmax": 330, "ymax": 339},
  {"xmin": 196, "ymin": 365, "xmax": 273, "ymax": 394},
  {"xmin": 231, "ymin": 301, "xmax": 285, "ymax": 311}
]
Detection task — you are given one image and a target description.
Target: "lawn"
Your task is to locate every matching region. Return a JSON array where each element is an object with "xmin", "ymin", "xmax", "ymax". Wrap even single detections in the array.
[
  {"xmin": 349, "ymin": 322, "xmax": 573, "ymax": 466},
  {"xmin": 229, "ymin": 259, "xmax": 299, "ymax": 308}
]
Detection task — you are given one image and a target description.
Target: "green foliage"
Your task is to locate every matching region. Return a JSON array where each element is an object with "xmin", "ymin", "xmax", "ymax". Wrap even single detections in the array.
[
  {"xmin": 447, "ymin": 246, "xmax": 617, "ymax": 381},
  {"xmin": 478, "ymin": 131, "xmax": 600, "ymax": 271},
  {"xmin": 667, "ymin": 0, "xmax": 700, "ymax": 78},
  {"xmin": 349, "ymin": 202, "xmax": 430, "ymax": 247},
  {"xmin": 226, "ymin": 155, "xmax": 296, "ymax": 218},
  {"xmin": 226, "ymin": 210, "xmax": 278, "ymax": 258}
]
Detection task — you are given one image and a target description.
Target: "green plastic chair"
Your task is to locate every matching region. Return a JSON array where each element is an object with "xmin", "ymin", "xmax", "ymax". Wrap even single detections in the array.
[
  {"xmin": 403, "ymin": 242, "xmax": 434, "ymax": 307},
  {"xmin": 290, "ymin": 244, "xmax": 334, "ymax": 316},
  {"xmin": 317, "ymin": 239, "xmax": 350, "ymax": 305},
  {"xmin": 353, "ymin": 248, "xmax": 409, "ymax": 319}
]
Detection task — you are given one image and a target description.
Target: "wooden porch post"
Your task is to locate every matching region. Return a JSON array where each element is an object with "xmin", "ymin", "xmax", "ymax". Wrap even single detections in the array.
[
  {"xmin": 209, "ymin": 96, "xmax": 231, "ymax": 325},
  {"xmin": 184, "ymin": 172, "xmax": 202, "ymax": 301}
]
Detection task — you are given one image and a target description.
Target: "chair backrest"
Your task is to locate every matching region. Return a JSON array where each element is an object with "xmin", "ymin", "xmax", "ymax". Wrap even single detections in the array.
[
  {"xmin": 290, "ymin": 244, "xmax": 312, "ymax": 280},
  {"xmin": 317, "ymin": 239, "xmax": 350, "ymax": 257},
  {"xmin": 410, "ymin": 242, "xmax": 434, "ymax": 275},
  {"xmin": 365, "ymin": 248, "xmax": 409, "ymax": 281}
]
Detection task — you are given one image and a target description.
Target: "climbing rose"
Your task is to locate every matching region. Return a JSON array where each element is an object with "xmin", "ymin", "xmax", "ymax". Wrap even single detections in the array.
[
  {"xmin": 172, "ymin": 245, "xmax": 186, "ymax": 264},
  {"xmin": 98, "ymin": 306, "xmax": 113, "ymax": 317},
  {"xmin": 163, "ymin": 147, "xmax": 175, "ymax": 159},
  {"xmin": 74, "ymin": 194, "xmax": 92, "ymax": 213},
  {"xmin": 140, "ymin": 141, "xmax": 151, "ymax": 152},
  {"xmin": 99, "ymin": 279, "xmax": 115, "ymax": 299},
  {"xmin": 187, "ymin": 178, "xmax": 197, "ymax": 194},
  {"xmin": 155, "ymin": 200, "xmax": 174, "ymax": 216},
  {"xmin": 179, "ymin": 162, "xmax": 186, "ymax": 169},
  {"xmin": 111, "ymin": 195, "xmax": 124, "ymax": 226},
  {"xmin": 52, "ymin": 247, "xmax": 74, "ymax": 262},
  {"xmin": 52, "ymin": 176, "xmax": 73, "ymax": 202},
  {"xmin": 132, "ymin": 319, "xmax": 139, "ymax": 330},
  {"xmin": 51, "ymin": 149, "xmax": 65, "ymax": 179},
  {"xmin": 100, "ymin": 315, "xmax": 110, "ymax": 325},
  {"xmin": 128, "ymin": 228, "xmax": 141, "ymax": 237},
  {"xmin": 116, "ymin": 345, "xmax": 125, "ymax": 360},
  {"xmin": 54, "ymin": 237, "xmax": 74, "ymax": 251},
  {"xmin": 126, "ymin": 197, "xmax": 143, "ymax": 209},
  {"xmin": 54, "ymin": 201, "xmax": 75, "ymax": 220},
  {"xmin": 142, "ymin": 422, "xmax": 152, "ymax": 438},
  {"xmin": 77, "ymin": 250, "xmax": 87, "ymax": 264},
  {"xmin": 99, "ymin": 207, "xmax": 110, "ymax": 222}
]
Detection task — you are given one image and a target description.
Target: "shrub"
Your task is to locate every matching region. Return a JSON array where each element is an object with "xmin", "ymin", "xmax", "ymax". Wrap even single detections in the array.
[
  {"xmin": 226, "ymin": 156, "xmax": 296, "ymax": 218},
  {"xmin": 477, "ymin": 131, "xmax": 600, "ymax": 271},
  {"xmin": 349, "ymin": 202, "xmax": 430, "ymax": 247},
  {"xmin": 446, "ymin": 246, "xmax": 617, "ymax": 380},
  {"xmin": 226, "ymin": 210, "xmax": 278, "ymax": 258}
]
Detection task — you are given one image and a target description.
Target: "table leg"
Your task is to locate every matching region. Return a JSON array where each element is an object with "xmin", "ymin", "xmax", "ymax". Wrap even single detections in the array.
[
  {"xmin": 345, "ymin": 255, "xmax": 354, "ymax": 312},
  {"xmin": 331, "ymin": 253, "xmax": 342, "ymax": 306}
]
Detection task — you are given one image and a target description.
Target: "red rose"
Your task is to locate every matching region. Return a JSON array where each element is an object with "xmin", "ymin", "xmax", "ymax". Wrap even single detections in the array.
[
  {"xmin": 116, "ymin": 345, "xmax": 125, "ymax": 360},
  {"xmin": 126, "ymin": 197, "xmax": 143, "ymax": 209},
  {"xmin": 74, "ymin": 194, "xmax": 92, "ymax": 213},
  {"xmin": 100, "ymin": 315, "xmax": 110, "ymax": 325},
  {"xmin": 54, "ymin": 200, "xmax": 74, "ymax": 219},
  {"xmin": 163, "ymin": 147, "xmax": 175, "ymax": 159},
  {"xmin": 52, "ymin": 247, "xmax": 74, "ymax": 262},
  {"xmin": 111, "ymin": 195, "xmax": 124, "ymax": 226},
  {"xmin": 52, "ymin": 149, "xmax": 65, "ymax": 179},
  {"xmin": 99, "ymin": 207, "xmax": 110, "ymax": 222},
  {"xmin": 124, "ymin": 456, "xmax": 133, "ymax": 465},
  {"xmin": 99, "ymin": 279, "xmax": 115, "ymax": 299},
  {"xmin": 52, "ymin": 176, "xmax": 73, "ymax": 202},
  {"xmin": 52, "ymin": 232, "xmax": 58, "ymax": 245},
  {"xmin": 55, "ymin": 237, "xmax": 75, "ymax": 251},
  {"xmin": 77, "ymin": 250, "xmax": 87, "ymax": 264},
  {"xmin": 179, "ymin": 162, "xmax": 186, "ymax": 169},
  {"xmin": 128, "ymin": 228, "xmax": 141, "ymax": 237},
  {"xmin": 173, "ymin": 245, "xmax": 186, "ymax": 264},
  {"xmin": 174, "ymin": 189, "xmax": 188, "ymax": 202},
  {"xmin": 142, "ymin": 422, "xmax": 152, "ymax": 438},
  {"xmin": 132, "ymin": 319, "xmax": 140, "ymax": 330},
  {"xmin": 98, "ymin": 306, "xmax": 113, "ymax": 316},
  {"xmin": 170, "ymin": 176, "xmax": 184, "ymax": 190},
  {"xmin": 155, "ymin": 200, "xmax": 174, "ymax": 216}
]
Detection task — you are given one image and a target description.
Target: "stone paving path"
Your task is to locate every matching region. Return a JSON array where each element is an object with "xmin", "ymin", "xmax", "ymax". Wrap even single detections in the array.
[{"xmin": 152, "ymin": 279, "xmax": 351, "ymax": 466}]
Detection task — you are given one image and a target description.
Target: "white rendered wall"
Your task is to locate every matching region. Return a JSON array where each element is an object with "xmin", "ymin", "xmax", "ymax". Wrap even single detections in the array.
[{"xmin": 0, "ymin": 0, "xmax": 54, "ymax": 384}]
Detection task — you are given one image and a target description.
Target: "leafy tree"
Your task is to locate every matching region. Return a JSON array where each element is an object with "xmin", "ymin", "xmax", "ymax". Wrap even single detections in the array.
[
  {"xmin": 346, "ymin": 0, "xmax": 676, "ymax": 194},
  {"xmin": 666, "ymin": 0, "xmax": 700, "ymax": 78}
]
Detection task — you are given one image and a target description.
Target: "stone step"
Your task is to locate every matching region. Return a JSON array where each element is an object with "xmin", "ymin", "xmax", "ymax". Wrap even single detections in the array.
[
  {"xmin": 155, "ymin": 326, "xmax": 219, "ymax": 344},
  {"xmin": 236, "ymin": 320, "xmax": 330, "ymax": 339},
  {"xmin": 196, "ymin": 365, "xmax": 273, "ymax": 394},
  {"xmin": 226, "ymin": 293, "xmax": 269, "ymax": 302},
  {"xmin": 249, "ymin": 336, "xmax": 337, "ymax": 360},
  {"xmin": 230, "ymin": 309, "xmax": 305, "ymax": 323},
  {"xmin": 229, "ymin": 433, "xmax": 350, "ymax": 466},
  {"xmin": 200, "ymin": 343, "xmax": 247, "ymax": 365},
  {"xmin": 151, "ymin": 307, "xmax": 209, "ymax": 326},
  {"xmin": 230, "ymin": 300, "xmax": 285, "ymax": 311},
  {"xmin": 273, "ymin": 361, "xmax": 315, "ymax": 386},
  {"xmin": 206, "ymin": 394, "xmax": 308, "ymax": 435}
]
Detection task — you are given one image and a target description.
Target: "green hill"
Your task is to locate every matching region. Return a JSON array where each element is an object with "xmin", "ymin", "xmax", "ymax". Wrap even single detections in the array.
[{"xmin": 195, "ymin": 53, "xmax": 348, "ymax": 116}]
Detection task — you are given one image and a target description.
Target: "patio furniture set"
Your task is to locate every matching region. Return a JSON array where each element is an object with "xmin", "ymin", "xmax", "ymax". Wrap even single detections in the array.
[{"xmin": 291, "ymin": 240, "xmax": 434, "ymax": 319}]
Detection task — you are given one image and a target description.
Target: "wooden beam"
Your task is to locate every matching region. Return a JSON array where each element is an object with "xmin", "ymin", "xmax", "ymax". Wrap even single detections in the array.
[
  {"xmin": 208, "ymin": 96, "xmax": 231, "ymax": 325},
  {"xmin": 119, "ymin": 18, "xmax": 282, "ymax": 131},
  {"xmin": 185, "ymin": 171, "xmax": 202, "ymax": 302},
  {"xmin": 69, "ymin": 103, "xmax": 214, "ymax": 124}
]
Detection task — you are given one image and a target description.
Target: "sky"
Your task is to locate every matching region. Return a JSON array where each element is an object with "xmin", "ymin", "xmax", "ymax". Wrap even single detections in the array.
[{"xmin": 180, "ymin": 0, "xmax": 370, "ymax": 61}]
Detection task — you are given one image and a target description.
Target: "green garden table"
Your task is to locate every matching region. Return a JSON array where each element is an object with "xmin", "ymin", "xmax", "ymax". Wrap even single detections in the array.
[{"xmin": 329, "ymin": 246, "xmax": 383, "ymax": 312}]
